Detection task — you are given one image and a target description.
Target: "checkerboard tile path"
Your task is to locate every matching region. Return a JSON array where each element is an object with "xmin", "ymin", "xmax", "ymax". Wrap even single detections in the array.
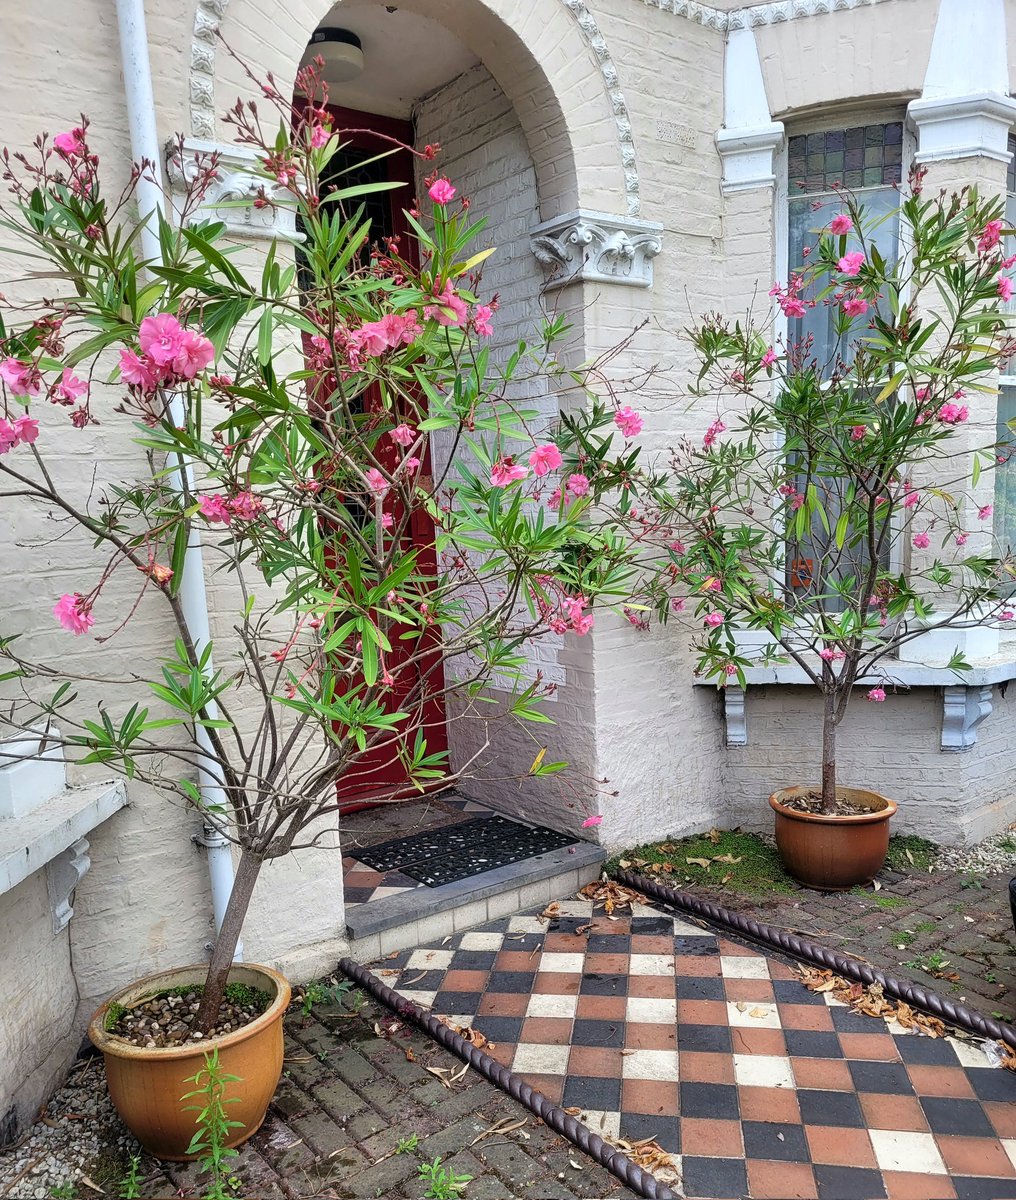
[{"xmin": 369, "ymin": 899, "xmax": 1016, "ymax": 1199}]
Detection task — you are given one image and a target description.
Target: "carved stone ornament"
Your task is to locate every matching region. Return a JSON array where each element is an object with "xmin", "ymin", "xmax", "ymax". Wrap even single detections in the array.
[
  {"xmin": 46, "ymin": 837, "xmax": 89, "ymax": 934},
  {"xmin": 530, "ymin": 210, "xmax": 663, "ymax": 289},
  {"xmin": 166, "ymin": 138, "xmax": 300, "ymax": 243},
  {"xmin": 940, "ymin": 685, "xmax": 994, "ymax": 752}
]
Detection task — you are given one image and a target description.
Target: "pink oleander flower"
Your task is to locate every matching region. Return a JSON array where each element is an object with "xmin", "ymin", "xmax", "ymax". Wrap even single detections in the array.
[
  {"xmin": 760, "ymin": 348, "xmax": 778, "ymax": 368},
  {"xmin": 670, "ymin": 596, "xmax": 686, "ymax": 614},
  {"xmin": 198, "ymin": 495, "xmax": 232, "ymax": 524},
  {"xmin": 491, "ymin": 458, "xmax": 528, "ymax": 487},
  {"xmin": 310, "ymin": 123, "xmax": 330, "ymax": 149},
  {"xmin": 704, "ymin": 611, "xmax": 724, "ymax": 627},
  {"xmin": 548, "ymin": 487, "xmax": 567, "ymax": 509},
  {"xmin": 703, "ymin": 418, "xmax": 726, "ymax": 448},
  {"xmin": 938, "ymin": 402, "xmax": 969, "ymax": 424},
  {"xmin": 118, "ymin": 349, "xmax": 157, "ymax": 391},
  {"xmin": 379, "ymin": 310, "xmax": 422, "ymax": 347},
  {"xmin": 866, "ymin": 687, "xmax": 886, "ymax": 703},
  {"xmin": 53, "ymin": 128, "xmax": 86, "ymax": 157},
  {"xmin": 529, "ymin": 443, "xmax": 563, "ymax": 477},
  {"xmin": 1002, "ymin": 609, "xmax": 1015, "ymax": 621},
  {"xmin": 999, "ymin": 274, "xmax": 1014, "ymax": 303},
  {"xmin": 903, "ymin": 489, "xmax": 920, "ymax": 509},
  {"xmin": 352, "ymin": 322, "xmax": 389, "ymax": 358},
  {"xmin": 173, "ymin": 329, "xmax": 215, "ymax": 380},
  {"xmin": 0, "ymin": 357, "xmax": 40, "ymax": 398},
  {"xmin": 979, "ymin": 505, "xmax": 994, "ymax": 520},
  {"xmin": 790, "ymin": 493, "xmax": 805, "ymax": 510},
  {"xmin": 724, "ymin": 663, "xmax": 738, "ymax": 676},
  {"xmin": 956, "ymin": 533, "xmax": 969, "ymax": 546},
  {"xmin": 12, "ymin": 415, "xmax": 39, "ymax": 445},
  {"xmin": 572, "ymin": 613, "xmax": 594, "ymax": 636},
  {"xmin": 229, "ymin": 491, "xmax": 263, "ymax": 521},
  {"xmin": 366, "ymin": 468, "xmax": 389, "ymax": 495},
  {"xmin": 424, "ymin": 279, "xmax": 468, "ymax": 328},
  {"xmin": 829, "ymin": 214, "xmax": 853, "ymax": 235},
  {"xmin": 850, "ymin": 425, "xmax": 867, "ymax": 441},
  {"xmin": 819, "ymin": 647, "xmax": 836, "ymax": 661},
  {"xmin": 912, "ymin": 531, "xmax": 930, "ymax": 549},
  {"xmin": 838, "ymin": 251, "xmax": 865, "ymax": 277},
  {"xmin": 139, "ymin": 313, "xmax": 185, "ymax": 366},
  {"xmin": 404, "ymin": 456, "xmax": 421, "ymax": 472},
  {"xmin": 390, "ymin": 423, "xmax": 416, "ymax": 448},
  {"xmin": 581, "ymin": 815, "xmax": 603, "ymax": 828},
  {"xmin": 53, "ymin": 592, "xmax": 94, "ymax": 635},
  {"xmin": 979, "ymin": 219, "xmax": 1003, "ymax": 253},
  {"xmin": 381, "ymin": 512, "xmax": 394, "ymax": 529},
  {"xmin": 428, "ymin": 177, "xmax": 457, "ymax": 205},
  {"xmin": 614, "ymin": 406, "xmax": 643, "ymax": 439},
  {"xmin": 841, "ymin": 296, "xmax": 869, "ymax": 318},
  {"xmin": 781, "ymin": 296, "xmax": 807, "ymax": 318},
  {"xmin": 566, "ymin": 473, "xmax": 590, "ymax": 497},
  {"xmin": 701, "ymin": 576, "xmax": 721, "ymax": 593},
  {"xmin": 473, "ymin": 304, "xmax": 494, "ymax": 338},
  {"xmin": 53, "ymin": 368, "xmax": 88, "ymax": 404},
  {"xmin": 0, "ymin": 419, "xmax": 16, "ymax": 454}
]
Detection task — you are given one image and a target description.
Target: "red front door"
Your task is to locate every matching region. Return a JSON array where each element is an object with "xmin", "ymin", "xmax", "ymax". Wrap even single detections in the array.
[{"xmin": 316, "ymin": 108, "xmax": 449, "ymax": 808}]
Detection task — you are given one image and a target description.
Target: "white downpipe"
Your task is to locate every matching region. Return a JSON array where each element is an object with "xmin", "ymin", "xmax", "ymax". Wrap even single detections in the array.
[{"xmin": 115, "ymin": 0, "xmax": 241, "ymax": 958}]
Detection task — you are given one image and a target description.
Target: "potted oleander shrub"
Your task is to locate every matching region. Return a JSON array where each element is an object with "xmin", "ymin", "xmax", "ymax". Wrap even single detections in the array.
[
  {"xmin": 649, "ymin": 175, "xmax": 1015, "ymax": 889},
  {"xmin": 0, "ymin": 63, "xmax": 649, "ymax": 1157}
]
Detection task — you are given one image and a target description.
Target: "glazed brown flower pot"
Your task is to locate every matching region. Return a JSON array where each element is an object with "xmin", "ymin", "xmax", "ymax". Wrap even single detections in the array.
[
  {"xmin": 88, "ymin": 962, "xmax": 290, "ymax": 1161},
  {"xmin": 769, "ymin": 786, "xmax": 897, "ymax": 891}
]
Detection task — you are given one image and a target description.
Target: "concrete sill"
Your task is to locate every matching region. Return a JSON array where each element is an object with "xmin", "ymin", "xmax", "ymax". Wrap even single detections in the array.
[
  {"xmin": 692, "ymin": 657, "xmax": 1016, "ymax": 689},
  {"xmin": 0, "ymin": 779, "xmax": 127, "ymax": 900}
]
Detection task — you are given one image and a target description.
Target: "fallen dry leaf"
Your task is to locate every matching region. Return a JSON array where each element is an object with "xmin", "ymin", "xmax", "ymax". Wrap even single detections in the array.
[
  {"xmin": 540, "ymin": 901, "xmax": 562, "ymax": 922},
  {"xmin": 579, "ymin": 879, "xmax": 644, "ymax": 914},
  {"xmin": 796, "ymin": 966, "xmax": 947, "ymax": 1037},
  {"xmin": 707, "ymin": 828, "xmax": 723, "ymax": 845},
  {"xmin": 996, "ymin": 1041, "xmax": 1016, "ymax": 1071},
  {"xmin": 470, "ymin": 1117, "xmax": 528, "ymax": 1146},
  {"xmin": 748, "ymin": 1006, "xmax": 769, "ymax": 1019},
  {"xmin": 713, "ymin": 853, "xmax": 742, "ymax": 865},
  {"xmin": 606, "ymin": 1136, "xmax": 681, "ymax": 1186},
  {"xmin": 686, "ymin": 857, "xmax": 712, "ymax": 870}
]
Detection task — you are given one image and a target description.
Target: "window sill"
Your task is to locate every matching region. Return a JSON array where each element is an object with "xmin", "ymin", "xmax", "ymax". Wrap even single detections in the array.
[
  {"xmin": 0, "ymin": 779, "xmax": 128, "ymax": 929},
  {"xmin": 695, "ymin": 659, "xmax": 1016, "ymax": 752}
]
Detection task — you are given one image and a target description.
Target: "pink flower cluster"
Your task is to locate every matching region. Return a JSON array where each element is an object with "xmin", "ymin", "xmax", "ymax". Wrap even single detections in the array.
[
  {"xmin": 119, "ymin": 314, "xmax": 215, "ymax": 392},
  {"xmin": 829, "ymin": 214, "xmax": 853, "ymax": 236},
  {"xmin": 53, "ymin": 592, "xmax": 94, "ymax": 636},
  {"xmin": 532, "ymin": 578, "xmax": 595, "ymax": 637},
  {"xmin": 938, "ymin": 400, "xmax": 969, "ymax": 424},
  {"xmin": 352, "ymin": 311, "xmax": 422, "ymax": 359},
  {"xmin": 198, "ymin": 491, "xmax": 265, "ymax": 525},
  {"xmin": 548, "ymin": 473, "xmax": 591, "ymax": 508},
  {"xmin": 0, "ymin": 413, "xmax": 39, "ymax": 454},
  {"xmin": 428, "ymin": 178, "xmax": 456, "ymax": 205},
  {"xmin": 818, "ymin": 646, "xmax": 846, "ymax": 662},
  {"xmin": 866, "ymin": 686, "xmax": 886, "ymax": 703},
  {"xmin": 614, "ymin": 407, "xmax": 643, "ymax": 439},
  {"xmin": 0, "ymin": 357, "xmax": 42, "ymax": 398},
  {"xmin": 769, "ymin": 275, "xmax": 813, "ymax": 320},
  {"xmin": 529, "ymin": 443, "xmax": 562, "ymax": 477},
  {"xmin": 837, "ymin": 251, "xmax": 865, "ymax": 278},
  {"xmin": 424, "ymin": 280, "xmax": 468, "ymax": 328},
  {"xmin": 491, "ymin": 457, "xmax": 528, "ymax": 487},
  {"xmin": 978, "ymin": 220, "xmax": 1003, "ymax": 254},
  {"xmin": 703, "ymin": 418, "xmax": 726, "ymax": 449}
]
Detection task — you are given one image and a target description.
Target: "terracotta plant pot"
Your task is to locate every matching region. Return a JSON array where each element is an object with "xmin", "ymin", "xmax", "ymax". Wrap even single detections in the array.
[
  {"xmin": 88, "ymin": 962, "xmax": 290, "ymax": 1161},
  {"xmin": 769, "ymin": 786, "xmax": 897, "ymax": 891}
]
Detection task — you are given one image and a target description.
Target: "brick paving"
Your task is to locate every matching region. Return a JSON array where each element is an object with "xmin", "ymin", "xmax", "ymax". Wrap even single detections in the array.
[
  {"xmin": 363, "ymin": 897, "xmax": 1016, "ymax": 1199},
  {"xmin": 156, "ymin": 986, "xmax": 636, "ymax": 1200},
  {"xmin": 678, "ymin": 864, "xmax": 1016, "ymax": 1022}
]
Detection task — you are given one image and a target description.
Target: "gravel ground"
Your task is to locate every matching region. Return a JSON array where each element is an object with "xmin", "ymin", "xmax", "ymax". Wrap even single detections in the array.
[
  {"xmin": 933, "ymin": 823, "xmax": 1016, "ymax": 876},
  {"xmin": 0, "ymin": 1054, "xmax": 163, "ymax": 1200}
]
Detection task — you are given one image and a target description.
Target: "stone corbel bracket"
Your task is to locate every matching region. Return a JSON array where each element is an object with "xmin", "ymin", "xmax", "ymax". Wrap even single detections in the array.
[
  {"xmin": 531, "ymin": 210, "xmax": 663, "ymax": 289},
  {"xmin": 46, "ymin": 837, "xmax": 89, "ymax": 934},
  {"xmin": 941, "ymin": 685, "xmax": 994, "ymax": 752},
  {"xmin": 166, "ymin": 138, "xmax": 300, "ymax": 243}
]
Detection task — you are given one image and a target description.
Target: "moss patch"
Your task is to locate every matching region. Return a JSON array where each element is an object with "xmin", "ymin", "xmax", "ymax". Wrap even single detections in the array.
[
  {"xmin": 610, "ymin": 830, "xmax": 796, "ymax": 897},
  {"xmin": 886, "ymin": 835, "xmax": 940, "ymax": 873}
]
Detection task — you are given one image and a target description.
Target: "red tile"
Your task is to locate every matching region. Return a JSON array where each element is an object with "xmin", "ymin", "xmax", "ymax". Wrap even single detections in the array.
[
  {"xmin": 738, "ymin": 1085, "xmax": 802, "ymax": 1124},
  {"xmin": 718, "ymin": 938, "xmax": 756, "ymax": 956},
  {"xmin": 584, "ymin": 953, "xmax": 630, "ymax": 974},
  {"xmin": 625, "ymin": 1023, "xmax": 677, "ymax": 1051},
  {"xmin": 543, "ymin": 931, "xmax": 586, "ymax": 952},
  {"xmin": 729, "ymin": 1027, "xmax": 787, "ymax": 1057},
  {"xmin": 678, "ymin": 999, "xmax": 729, "ymax": 1025},
  {"xmin": 441, "ymin": 969, "xmax": 489, "ymax": 992},
  {"xmin": 837, "ymin": 1032, "xmax": 901, "ymax": 1062},
  {"xmin": 680, "ymin": 1117, "xmax": 744, "ymax": 1157},
  {"xmin": 486, "ymin": 1041, "xmax": 516, "ymax": 1066},
  {"xmin": 622, "ymin": 1078, "xmax": 679, "ymax": 1115},
  {"xmin": 805, "ymin": 1125, "xmax": 877, "ymax": 1168},
  {"xmin": 905, "ymin": 1064, "xmax": 976, "ymax": 1098},
  {"xmin": 985, "ymin": 1100, "xmax": 1016, "ymax": 1139},
  {"xmin": 858, "ymin": 1092, "xmax": 929, "ymax": 1132},
  {"xmin": 747, "ymin": 1160, "xmax": 818, "ymax": 1199},
  {"xmin": 630, "ymin": 935, "xmax": 676, "ymax": 954},
  {"xmin": 679, "ymin": 1051, "xmax": 736, "ymax": 1084},
  {"xmin": 778, "ymin": 1004, "xmax": 834, "ymax": 1031},
  {"xmin": 768, "ymin": 961, "xmax": 801, "ymax": 982},
  {"xmin": 568, "ymin": 1045, "xmax": 624, "ymax": 1078},
  {"xmin": 520, "ymin": 1016, "xmax": 573, "ymax": 1044},
  {"xmin": 575, "ymin": 994, "xmax": 626, "ymax": 1021},
  {"xmin": 532, "ymin": 972, "xmax": 581, "ymax": 995},
  {"xmin": 628, "ymin": 975, "xmax": 677, "ymax": 999},
  {"xmin": 675, "ymin": 954, "xmax": 722, "ymax": 977},
  {"xmin": 882, "ymin": 1172, "xmax": 956, "ymax": 1200},
  {"xmin": 724, "ymin": 978, "xmax": 777, "ymax": 1003},
  {"xmin": 495, "ymin": 950, "xmax": 539, "ymax": 971},
  {"xmin": 937, "ymin": 1135, "xmax": 1016, "ymax": 1177},
  {"xmin": 477, "ymin": 992, "xmax": 528, "ymax": 1016},
  {"xmin": 791, "ymin": 1057, "xmax": 854, "ymax": 1090},
  {"xmin": 519, "ymin": 1072, "xmax": 563, "ymax": 1104}
]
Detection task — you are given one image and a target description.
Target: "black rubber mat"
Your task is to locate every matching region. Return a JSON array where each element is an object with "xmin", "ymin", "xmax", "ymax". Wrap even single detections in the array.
[{"xmin": 350, "ymin": 814, "xmax": 578, "ymax": 885}]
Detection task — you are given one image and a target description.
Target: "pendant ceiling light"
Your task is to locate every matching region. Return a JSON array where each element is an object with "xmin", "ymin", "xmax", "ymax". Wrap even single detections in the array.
[{"xmin": 298, "ymin": 28, "xmax": 365, "ymax": 87}]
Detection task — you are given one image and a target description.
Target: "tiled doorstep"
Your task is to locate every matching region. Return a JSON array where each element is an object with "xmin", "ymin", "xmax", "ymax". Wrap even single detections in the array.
[{"xmin": 346, "ymin": 841, "xmax": 605, "ymax": 956}]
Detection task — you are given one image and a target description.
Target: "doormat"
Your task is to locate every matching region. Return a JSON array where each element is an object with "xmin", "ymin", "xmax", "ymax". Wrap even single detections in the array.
[{"xmin": 351, "ymin": 815, "xmax": 578, "ymax": 886}]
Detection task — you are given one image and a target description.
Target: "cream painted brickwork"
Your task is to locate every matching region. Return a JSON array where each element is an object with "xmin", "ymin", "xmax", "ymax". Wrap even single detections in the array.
[{"xmin": 1, "ymin": 0, "xmax": 1016, "ymax": 1139}]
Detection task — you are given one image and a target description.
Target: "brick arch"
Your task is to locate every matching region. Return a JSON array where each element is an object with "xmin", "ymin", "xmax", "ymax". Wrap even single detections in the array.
[{"xmin": 190, "ymin": 0, "xmax": 636, "ymax": 218}]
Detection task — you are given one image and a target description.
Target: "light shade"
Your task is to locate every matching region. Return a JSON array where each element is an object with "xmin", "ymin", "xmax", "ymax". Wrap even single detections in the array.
[{"xmin": 299, "ymin": 28, "xmax": 365, "ymax": 87}]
